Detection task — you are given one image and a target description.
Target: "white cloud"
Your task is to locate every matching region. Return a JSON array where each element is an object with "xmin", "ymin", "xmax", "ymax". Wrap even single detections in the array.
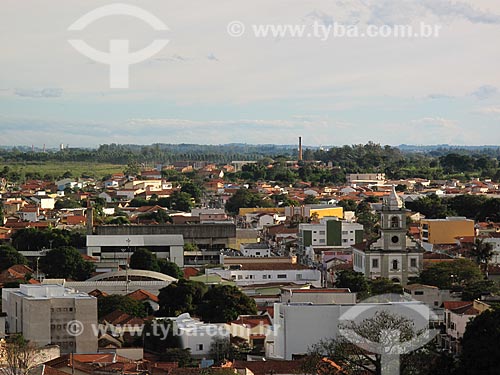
[
  {"xmin": 470, "ymin": 85, "xmax": 498, "ymax": 100},
  {"xmin": 476, "ymin": 106, "xmax": 500, "ymax": 115}
]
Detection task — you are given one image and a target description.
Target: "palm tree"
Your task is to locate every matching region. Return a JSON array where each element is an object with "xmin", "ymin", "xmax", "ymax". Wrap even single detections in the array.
[{"xmin": 469, "ymin": 238, "xmax": 494, "ymax": 278}]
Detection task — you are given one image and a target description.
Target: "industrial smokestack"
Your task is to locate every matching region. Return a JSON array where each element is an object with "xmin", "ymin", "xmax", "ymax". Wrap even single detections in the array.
[
  {"xmin": 86, "ymin": 199, "xmax": 93, "ymax": 235},
  {"xmin": 298, "ymin": 136, "xmax": 303, "ymax": 161}
]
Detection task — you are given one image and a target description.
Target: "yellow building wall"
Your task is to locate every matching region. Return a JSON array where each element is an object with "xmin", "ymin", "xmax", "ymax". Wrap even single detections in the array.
[
  {"xmin": 238, "ymin": 207, "xmax": 286, "ymax": 216},
  {"xmin": 310, "ymin": 206, "xmax": 344, "ymax": 219},
  {"xmin": 421, "ymin": 219, "xmax": 475, "ymax": 244}
]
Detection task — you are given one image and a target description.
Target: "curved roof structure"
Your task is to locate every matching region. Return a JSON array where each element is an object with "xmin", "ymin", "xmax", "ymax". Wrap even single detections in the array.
[{"xmin": 87, "ymin": 269, "xmax": 177, "ymax": 282}]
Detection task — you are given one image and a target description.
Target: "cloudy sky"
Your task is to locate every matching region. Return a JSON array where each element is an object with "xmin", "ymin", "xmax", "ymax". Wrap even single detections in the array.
[{"xmin": 1, "ymin": 0, "xmax": 500, "ymax": 147}]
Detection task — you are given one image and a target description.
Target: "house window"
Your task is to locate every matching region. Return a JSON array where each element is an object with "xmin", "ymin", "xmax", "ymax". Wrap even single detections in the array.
[
  {"xmin": 372, "ymin": 259, "xmax": 379, "ymax": 268},
  {"xmin": 342, "ymin": 231, "xmax": 348, "ymax": 235},
  {"xmin": 237, "ymin": 275, "xmax": 243, "ymax": 280},
  {"xmin": 392, "ymin": 260, "xmax": 398, "ymax": 270},
  {"xmin": 343, "ymin": 239, "xmax": 348, "ymax": 243},
  {"xmin": 263, "ymin": 275, "xmax": 268, "ymax": 279},
  {"xmin": 410, "ymin": 258, "xmax": 417, "ymax": 268},
  {"xmin": 319, "ymin": 239, "xmax": 325, "ymax": 244},
  {"xmin": 414, "ymin": 291, "xmax": 424, "ymax": 295},
  {"xmin": 256, "ymin": 252, "xmax": 260, "ymax": 256},
  {"xmin": 197, "ymin": 344, "xmax": 204, "ymax": 351},
  {"xmin": 277, "ymin": 274, "xmax": 287, "ymax": 279},
  {"xmin": 319, "ymin": 231, "xmax": 325, "ymax": 235}
]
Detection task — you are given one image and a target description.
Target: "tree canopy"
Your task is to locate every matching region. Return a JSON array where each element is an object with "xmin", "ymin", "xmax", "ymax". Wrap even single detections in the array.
[
  {"xmin": 157, "ymin": 281, "xmax": 256, "ymax": 322},
  {"xmin": 197, "ymin": 285, "xmax": 258, "ymax": 323},
  {"xmin": 0, "ymin": 245, "xmax": 27, "ymax": 271},
  {"xmin": 39, "ymin": 246, "xmax": 95, "ymax": 280},
  {"xmin": 459, "ymin": 308, "xmax": 500, "ymax": 374},
  {"xmin": 158, "ymin": 259, "xmax": 183, "ymax": 279},
  {"xmin": 225, "ymin": 189, "xmax": 273, "ymax": 215},
  {"xmin": 417, "ymin": 259, "xmax": 483, "ymax": 290},
  {"xmin": 129, "ymin": 248, "xmax": 160, "ymax": 272},
  {"xmin": 97, "ymin": 294, "xmax": 148, "ymax": 319}
]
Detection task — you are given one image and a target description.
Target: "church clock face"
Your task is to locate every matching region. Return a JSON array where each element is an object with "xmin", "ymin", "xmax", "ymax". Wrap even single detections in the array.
[{"xmin": 391, "ymin": 235, "xmax": 399, "ymax": 244}]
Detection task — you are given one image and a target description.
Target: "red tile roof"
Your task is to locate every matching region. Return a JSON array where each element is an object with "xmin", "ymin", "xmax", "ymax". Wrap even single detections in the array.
[
  {"xmin": 443, "ymin": 301, "xmax": 473, "ymax": 311},
  {"xmin": 230, "ymin": 315, "xmax": 272, "ymax": 328},
  {"xmin": 232, "ymin": 360, "xmax": 305, "ymax": 375},
  {"xmin": 127, "ymin": 289, "xmax": 159, "ymax": 303}
]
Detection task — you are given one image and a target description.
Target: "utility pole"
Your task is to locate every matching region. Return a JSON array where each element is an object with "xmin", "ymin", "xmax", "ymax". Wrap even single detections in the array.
[{"xmin": 125, "ymin": 238, "xmax": 131, "ymax": 293}]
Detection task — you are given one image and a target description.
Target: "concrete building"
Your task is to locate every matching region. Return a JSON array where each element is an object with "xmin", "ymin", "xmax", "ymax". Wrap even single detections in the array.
[
  {"xmin": 0, "ymin": 312, "xmax": 5, "ymax": 338},
  {"xmin": 240, "ymin": 243, "xmax": 271, "ymax": 257},
  {"xmin": 420, "ymin": 217, "xmax": 475, "ymax": 245},
  {"xmin": 299, "ymin": 218, "xmax": 364, "ymax": 251},
  {"xmin": 284, "ymin": 205, "xmax": 343, "ymax": 221},
  {"xmin": 271, "ymin": 300, "xmax": 431, "ymax": 360},
  {"xmin": 347, "ymin": 173, "xmax": 386, "ymax": 185},
  {"xmin": 403, "ymin": 284, "xmax": 458, "ymax": 308},
  {"xmin": 94, "ymin": 223, "xmax": 236, "ymax": 252},
  {"xmin": 280, "ymin": 288, "xmax": 357, "ymax": 304},
  {"xmin": 86, "ymin": 234, "xmax": 184, "ymax": 266},
  {"xmin": 206, "ymin": 264, "xmax": 321, "ymax": 287},
  {"xmin": 352, "ymin": 186, "xmax": 423, "ymax": 285},
  {"xmin": 1, "ymin": 284, "xmax": 97, "ymax": 354},
  {"xmin": 169, "ymin": 313, "xmax": 229, "ymax": 359},
  {"xmin": 441, "ymin": 300, "xmax": 490, "ymax": 353}
]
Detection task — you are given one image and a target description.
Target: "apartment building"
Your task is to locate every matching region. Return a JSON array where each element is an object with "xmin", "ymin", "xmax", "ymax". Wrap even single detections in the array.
[
  {"xmin": 420, "ymin": 217, "xmax": 475, "ymax": 245},
  {"xmin": 2, "ymin": 284, "xmax": 98, "ymax": 354}
]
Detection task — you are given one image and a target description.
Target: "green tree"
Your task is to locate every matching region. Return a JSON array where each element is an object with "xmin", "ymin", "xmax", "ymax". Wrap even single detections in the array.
[
  {"xmin": 303, "ymin": 195, "xmax": 319, "ymax": 205},
  {"xmin": 405, "ymin": 194, "xmax": 453, "ymax": 219},
  {"xmin": 124, "ymin": 161, "xmax": 140, "ymax": 176},
  {"xmin": 138, "ymin": 210, "xmax": 172, "ymax": 224},
  {"xmin": 39, "ymin": 246, "xmax": 95, "ymax": 280},
  {"xmin": 197, "ymin": 285, "xmax": 258, "ymax": 323},
  {"xmin": 158, "ymin": 259, "xmax": 183, "ymax": 279},
  {"xmin": 143, "ymin": 319, "xmax": 180, "ymax": 353},
  {"xmin": 181, "ymin": 182, "xmax": 202, "ymax": 203},
  {"xmin": 459, "ymin": 308, "xmax": 500, "ymax": 374},
  {"xmin": 461, "ymin": 280, "xmax": 499, "ymax": 301},
  {"xmin": 157, "ymin": 279, "xmax": 208, "ymax": 316},
  {"xmin": 338, "ymin": 199, "xmax": 357, "ymax": 212},
  {"xmin": 356, "ymin": 201, "xmax": 379, "ymax": 237},
  {"xmin": 335, "ymin": 270, "xmax": 370, "ymax": 299},
  {"xmin": 169, "ymin": 191, "xmax": 193, "ymax": 212},
  {"xmin": 184, "ymin": 242, "xmax": 199, "ymax": 252},
  {"xmin": 105, "ymin": 216, "xmax": 131, "ymax": 225},
  {"xmin": 54, "ymin": 198, "xmax": 82, "ymax": 209},
  {"xmin": 129, "ymin": 248, "xmax": 160, "ymax": 272},
  {"xmin": 225, "ymin": 189, "xmax": 271, "ymax": 215},
  {"xmin": 98, "ymin": 295, "xmax": 148, "ymax": 319},
  {"xmin": 418, "ymin": 259, "xmax": 483, "ymax": 290},
  {"xmin": 468, "ymin": 239, "xmax": 494, "ymax": 277},
  {"xmin": 0, "ymin": 245, "xmax": 27, "ymax": 271},
  {"xmin": 370, "ymin": 278, "xmax": 403, "ymax": 296},
  {"xmin": 160, "ymin": 348, "xmax": 195, "ymax": 367}
]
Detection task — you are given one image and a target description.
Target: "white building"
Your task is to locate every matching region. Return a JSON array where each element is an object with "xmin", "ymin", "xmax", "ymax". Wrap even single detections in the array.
[
  {"xmin": 170, "ymin": 313, "xmax": 229, "ymax": 359},
  {"xmin": 86, "ymin": 234, "xmax": 185, "ymax": 267},
  {"xmin": 271, "ymin": 300, "xmax": 431, "ymax": 360},
  {"xmin": 240, "ymin": 243, "xmax": 271, "ymax": 257},
  {"xmin": 206, "ymin": 264, "xmax": 321, "ymax": 287},
  {"xmin": 2, "ymin": 284, "xmax": 98, "ymax": 354},
  {"xmin": 280, "ymin": 288, "xmax": 356, "ymax": 305}
]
